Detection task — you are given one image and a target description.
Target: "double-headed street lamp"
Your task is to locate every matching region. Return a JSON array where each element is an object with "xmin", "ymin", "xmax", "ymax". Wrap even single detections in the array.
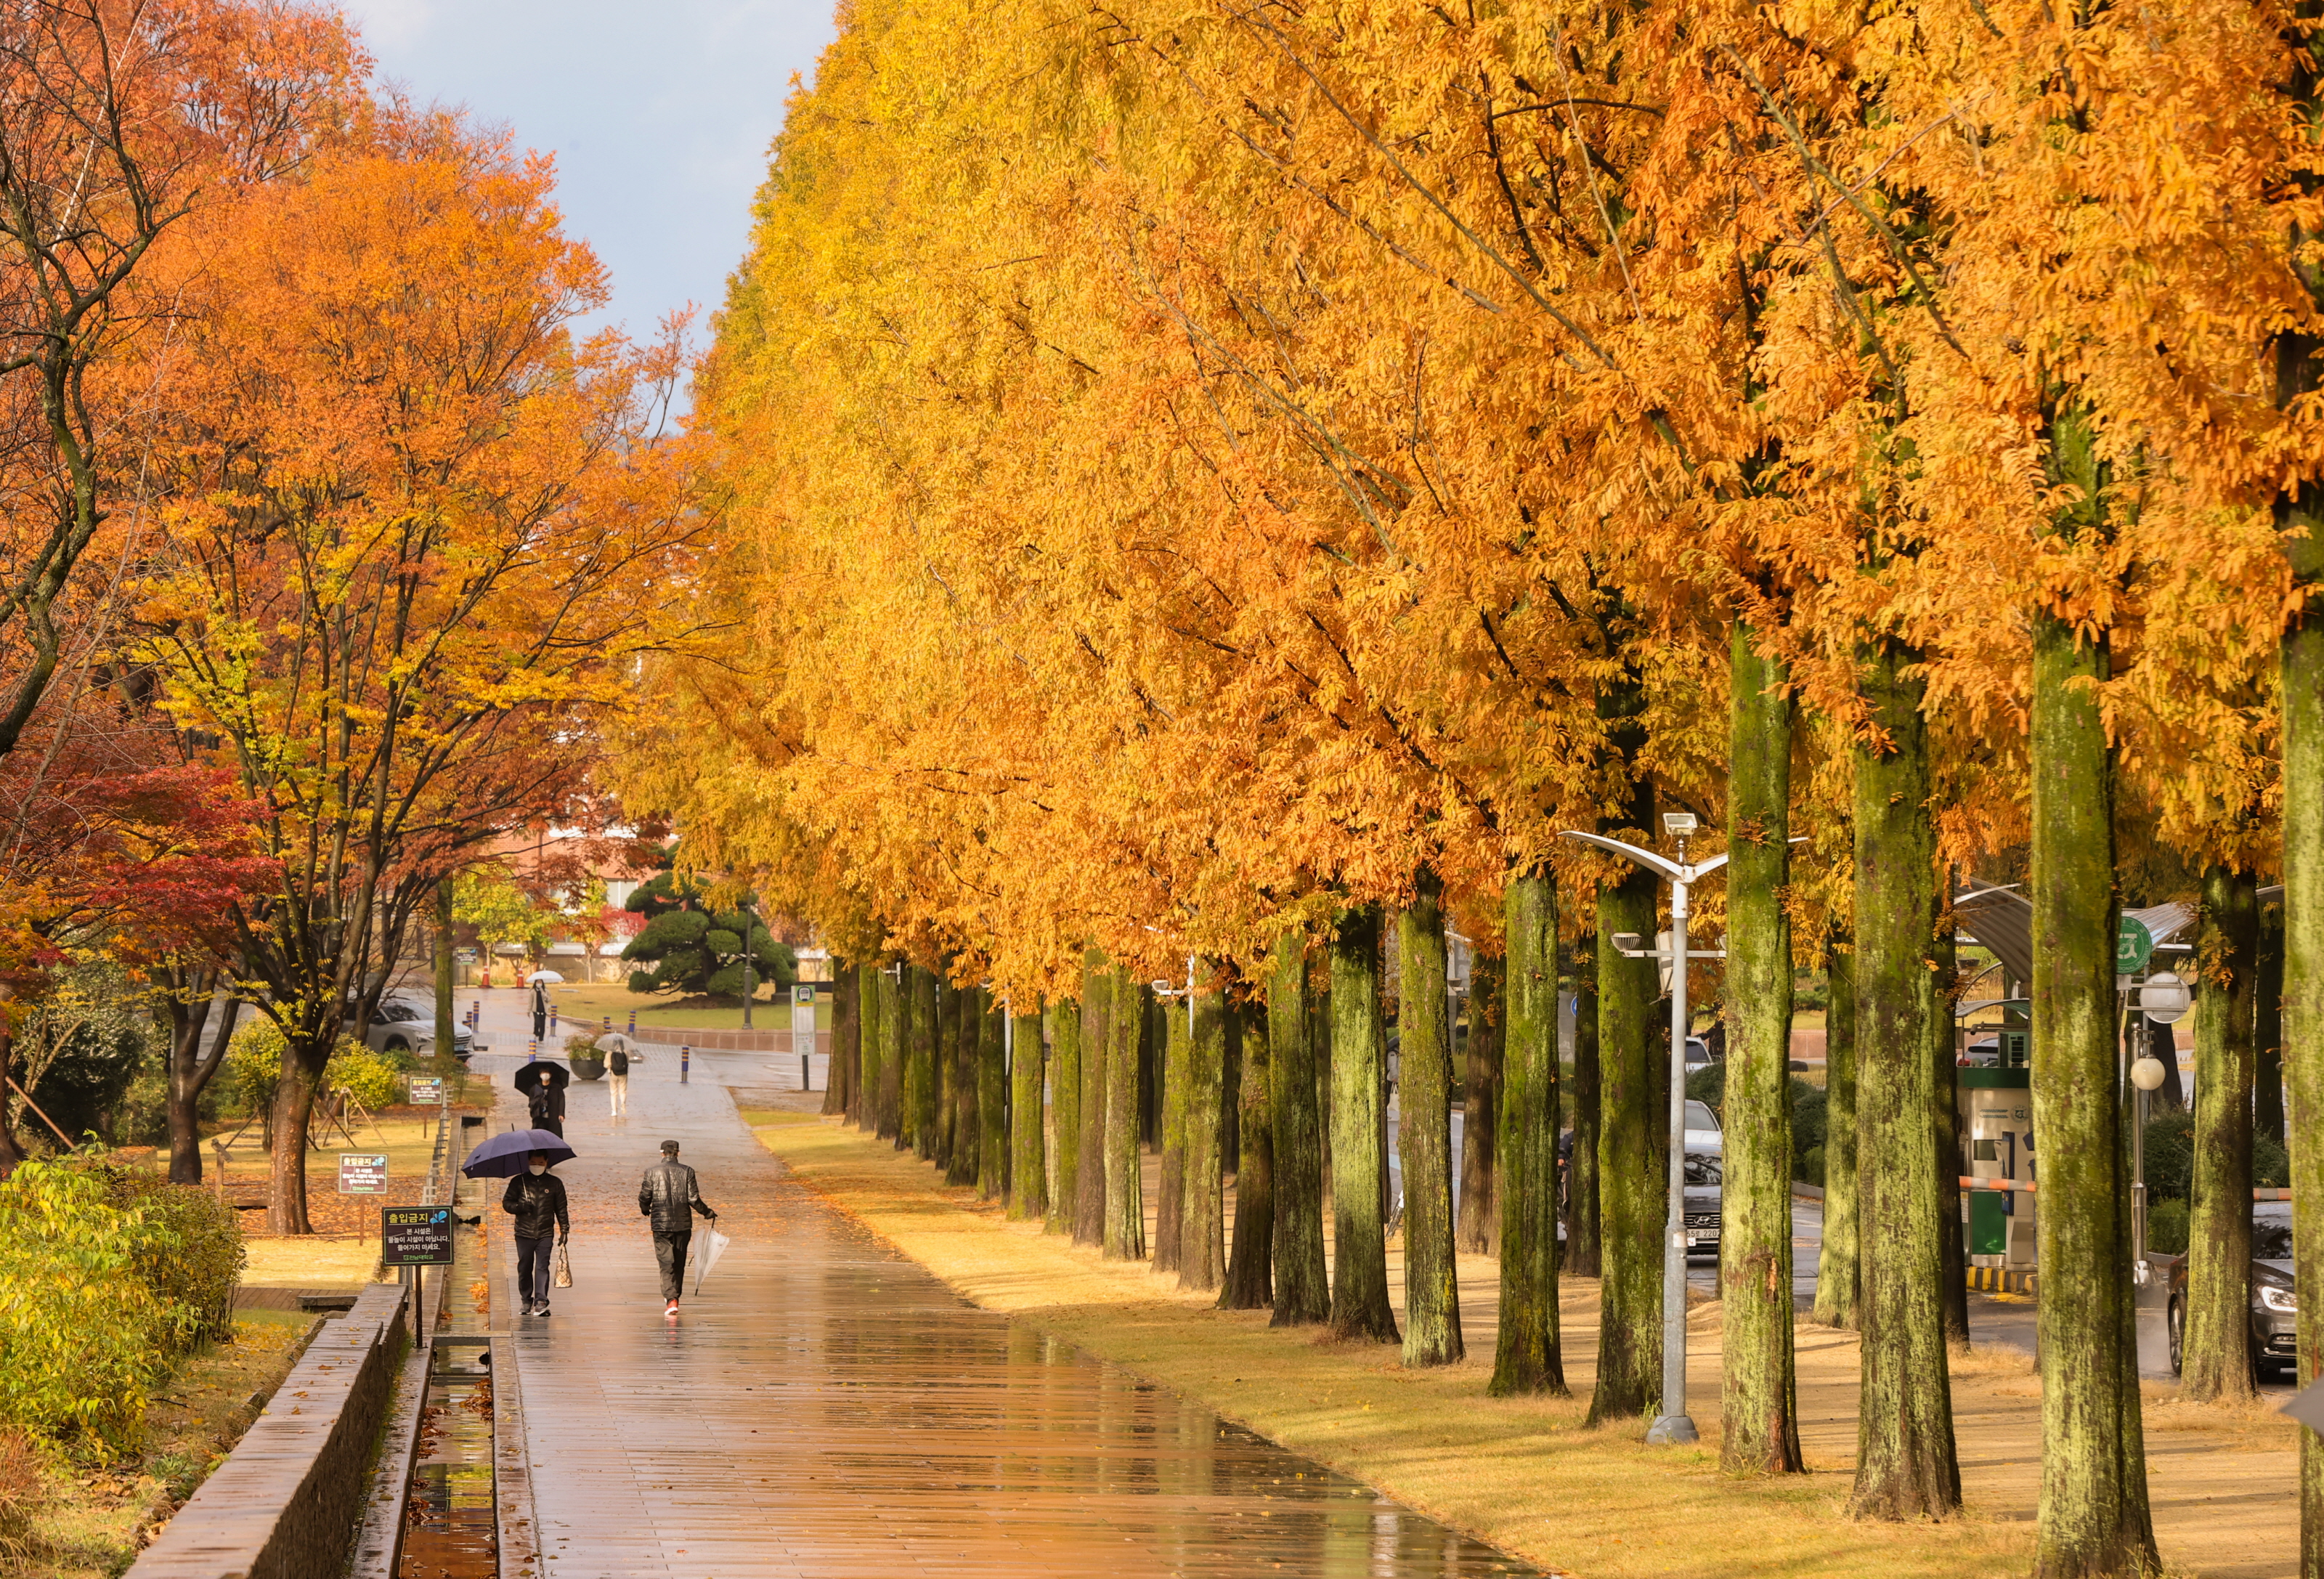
[{"xmin": 1560, "ymin": 812, "xmax": 1728, "ymax": 1447}]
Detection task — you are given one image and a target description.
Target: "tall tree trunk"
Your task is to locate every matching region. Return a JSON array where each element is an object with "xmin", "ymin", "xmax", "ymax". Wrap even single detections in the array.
[
  {"xmin": 2283, "ymin": 475, "xmax": 2324, "ymax": 1579},
  {"xmin": 1590, "ymin": 853, "xmax": 1662, "ymax": 1424},
  {"xmin": 1458, "ymin": 954, "xmax": 1503, "ymax": 1255},
  {"xmin": 826, "ymin": 963, "xmax": 858, "ymax": 1119},
  {"xmin": 1269, "ymin": 931, "xmax": 1328, "ymax": 1326},
  {"xmin": 1141, "ymin": 993, "xmax": 1164, "ymax": 1149},
  {"xmin": 978, "ymin": 992, "xmax": 1007, "ymax": 1199},
  {"xmin": 1721, "ymin": 622, "xmax": 1803, "ymax": 1473},
  {"xmin": 1103, "ymin": 970, "xmax": 1147, "ymax": 1261},
  {"xmin": 1849, "ymin": 638, "xmax": 1962, "ymax": 1520},
  {"xmin": 854, "ymin": 965, "xmax": 881, "ymax": 1129},
  {"xmin": 1566, "ymin": 945, "xmax": 1601, "ymax": 1277},
  {"xmin": 1155, "ymin": 988, "xmax": 1190, "ymax": 1274},
  {"xmin": 266, "ymin": 1043, "xmax": 325, "ymax": 1234},
  {"xmin": 1399, "ymin": 877, "xmax": 1462, "ymax": 1365},
  {"xmin": 2028, "ymin": 605, "xmax": 2155, "ymax": 1574},
  {"xmin": 434, "ymin": 878, "xmax": 455, "ymax": 1072},
  {"xmin": 1074, "ymin": 951, "xmax": 1111, "ymax": 1244},
  {"xmin": 1494, "ymin": 869, "xmax": 1566, "ymax": 1394},
  {"xmin": 1328, "ymin": 905, "xmax": 1399, "ymax": 1343},
  {"xmin": 1935, "ymin": 912, "xmax": 1970, "ymax": 1350},
  {"xmin": 1180, "ymin": 982, "xmax": 1227, "ymax": 1291},
  {"xmin": 1010, "ymin": 1002, "xmax": 1045, "ymax": 1220},
  {"xmin": 166, "ymin": 986, "xmax": 238, "ymax": 1186},
  {"xmin": 1813, "ymin": 933, "xmax": 1862, "ymax": 1329},
  {"xmin": 2184, "ymin": 864, "xmax": 2259, "ymax": 1403},
  {"xmin": 938, "ymin": 978, "xmax": 964, "ymax": 1179},
  {"xmin": 909, "ymin": 965, "xmax": 937, "ymax": 1158},
  {"xmin": 1046, "ymin": 998, "xmax": 1079, "ymax": 1233},
  {"xmin": 1222, "ymin": 1004, "xmax": 1241, "ymax": 1177},
  {"xmin": 2256, "ymin": 898, "xmax": 2286, "ymax": 1146},
  {"xmin": 1222, "ymin": 999, "xmax": 1274, "ymax": 1310}
]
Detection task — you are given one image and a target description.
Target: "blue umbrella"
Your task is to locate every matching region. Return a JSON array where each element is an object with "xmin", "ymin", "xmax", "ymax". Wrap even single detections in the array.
[{"xmin": 461, "ymin": 1127, "xmax": 577, "ymax": 1178}]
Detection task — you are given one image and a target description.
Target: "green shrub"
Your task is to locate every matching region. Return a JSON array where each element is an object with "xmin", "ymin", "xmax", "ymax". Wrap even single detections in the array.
[
  {"xmin": 1799, "ymin": 1145, "xmax": 1826, "ymax": 1188},
  {"xmin": 323, "ymin": 1044, "xmax": 402, "ymax": 1111},
  {"xmin": 102, "ymin": 1172, "xmax": 245, "ymax": 1344},
  {"xmin": 2142, "ymin": 1111, "xmax": 2195, "ymax": 1203},
  {"xmin": 2256, "ymin": 1129, "xmax": 2291, "ymax": 1190},
  {"xmin": 226, "ymin": 1019, "xmax": 402, "ymax": 1113},
  {"xmin": 1684, "ymin": 1063, "xmax": 1724, "ymax": 1112},
  {"xmin": 2148, "ymin": 1196, "xmax": 2190, "ymax": 1257},
  {"xmin": 0, "ymin": 1161, "xmax": 179, "ymax": 1448},
  {"xmin": 1789, "ymin": 1078, "xmax": 1828, "ymax": 1175}
]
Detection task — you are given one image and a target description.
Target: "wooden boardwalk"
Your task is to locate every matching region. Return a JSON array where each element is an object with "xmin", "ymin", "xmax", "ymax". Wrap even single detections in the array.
[{"xmin": 481, "ymin": 1047, "xmax": 1542, "ymax": 1579}]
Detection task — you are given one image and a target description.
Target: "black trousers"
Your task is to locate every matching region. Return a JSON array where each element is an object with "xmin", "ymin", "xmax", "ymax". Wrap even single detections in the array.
[
  {"xmin": 653, "ymin": 1230, "xmax": 691, "ymax": 1300},
  {"xmin": 516, "ymin": 1233, "xmax": 554, "ymax": 1305}
]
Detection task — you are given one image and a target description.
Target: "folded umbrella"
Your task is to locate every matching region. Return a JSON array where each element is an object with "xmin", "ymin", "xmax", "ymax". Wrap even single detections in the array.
[
  {"xmin": 693, "ymin": 1228, "xmax": 731, "ymax": 1295},
  {"xmin": 460, "ymin": 1127, "xmax": 577, "ymax": 1178},
  {"xmin": 513, "ymin": 1059, "xmax": 571, "ymax": 1095}
]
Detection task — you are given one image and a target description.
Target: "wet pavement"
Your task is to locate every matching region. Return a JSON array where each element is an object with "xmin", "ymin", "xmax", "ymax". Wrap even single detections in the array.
[{"xmin": 465, "ymin": 997, "xmax": 1545, "ymax": 1579}]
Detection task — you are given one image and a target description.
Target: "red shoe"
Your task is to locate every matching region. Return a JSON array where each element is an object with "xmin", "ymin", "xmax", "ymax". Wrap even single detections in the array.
[{"xmin": 665, "ymin": 1299, "xmax": 679, "ymax": 1317}]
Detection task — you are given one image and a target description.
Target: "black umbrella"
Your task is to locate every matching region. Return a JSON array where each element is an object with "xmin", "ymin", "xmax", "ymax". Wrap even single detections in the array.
[
  {"xmin": 513, "ymin": 1058, "xmax": 571, "ymax": 1095},
  {"xmin": 460, "ymin": 1127, "xmax": 577, "ymax": 1178}
]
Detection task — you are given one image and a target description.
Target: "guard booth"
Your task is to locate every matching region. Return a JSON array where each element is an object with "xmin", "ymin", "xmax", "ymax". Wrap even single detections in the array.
[{"xmin": 1960, "ymin": 1066, "xmax": 2035, "ymax": 1267}]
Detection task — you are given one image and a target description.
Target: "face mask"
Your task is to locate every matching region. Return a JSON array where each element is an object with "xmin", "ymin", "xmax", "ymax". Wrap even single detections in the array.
[{"xmin": 529, "ymin": 1161, "xmax": 547, "ymax": 1175}]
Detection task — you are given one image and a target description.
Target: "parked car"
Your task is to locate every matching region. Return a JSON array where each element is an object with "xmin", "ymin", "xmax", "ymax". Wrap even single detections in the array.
[
  {"xmin": 1684, "ymin": 1097, "xmax": 1720, "ymax": 1154},
  {"xmin": 2166, "ymin": 1204, "xmax": 2296, "ymax": 1382},
  {"xmin": 1683, "ymin": 1145, "xmax": 1722, "ymax": 1258},
  {"xmin": 362, "ymin": 994, "xmax": 474, "ymax": 1063},
  {"xmin": 1682, "ymin": 1036, "xmax": 1713, "ymax": 1074}
]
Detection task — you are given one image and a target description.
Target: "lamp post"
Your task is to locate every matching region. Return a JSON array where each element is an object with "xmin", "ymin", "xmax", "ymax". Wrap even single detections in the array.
[
  {"xmin": 740, "ymin": 898, "xmax": 756, "ymax": 1031},
  {"xmin": 1560, "ymin": 813, "xmax": 1729, "ymax": 1447},
  {"xmin": 2129, "ymin": 969, "xmax": 2187, "ymax": 1279}
]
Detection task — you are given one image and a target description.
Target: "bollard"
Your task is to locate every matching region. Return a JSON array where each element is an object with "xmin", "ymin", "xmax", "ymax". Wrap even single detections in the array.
[
  {"xmin": 627, "ymin": 1009, "xmax": 637, "ymax": 1036},
  {"xmin": 550, "ymin": 1006, "xmax": 559, "ymax": 1034},
  {"xmin": 681, "ymin": 1044, "xmax": 691, "ymax": 1084},
  {"xmin": 602, "ymin": 1015, "xmax": 611, "ymax": 1033},
  {"xmin": 801, "ymin": 1052, "xmax": 810, "ymax": 1091},
  {"xmin": 528, "ymin": 1038, "xmax": 537, "ymax": 1060}
]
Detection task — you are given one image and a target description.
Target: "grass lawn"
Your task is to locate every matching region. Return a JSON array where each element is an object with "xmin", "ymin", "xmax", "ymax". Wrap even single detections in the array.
[
  {"xmin": 745, "ymin": 1110, "xmax": 2296, "ymax": 1579},
  {"xmin": 545, "ymin": 981, "xmax": 829, "ymax": 1033},
  {"xmin": 22, "ymin": 1310, "xmax": 317, "ymax": 1578}
]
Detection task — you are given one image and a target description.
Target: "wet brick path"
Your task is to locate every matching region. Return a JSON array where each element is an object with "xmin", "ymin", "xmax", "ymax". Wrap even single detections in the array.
[{"xmin": 472, "ymin": 1025, "xmax": 1543, "ymax": 1578}]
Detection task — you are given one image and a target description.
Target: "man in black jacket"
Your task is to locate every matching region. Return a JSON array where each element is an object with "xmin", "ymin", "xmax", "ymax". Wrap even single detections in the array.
[
  {"xmin": 638, "ymin": 1138, "xmax": 717, "ymax": 1317},
  {"xmin": 502, "ymin": 1152, "xmax": 569, "ymax": 1318}
]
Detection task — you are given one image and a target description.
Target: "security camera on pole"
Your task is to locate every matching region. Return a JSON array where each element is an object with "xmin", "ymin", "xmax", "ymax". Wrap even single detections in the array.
[{"xmin": 1559, "ymin": 811, "xmax": 1730, "ymax": 1447}]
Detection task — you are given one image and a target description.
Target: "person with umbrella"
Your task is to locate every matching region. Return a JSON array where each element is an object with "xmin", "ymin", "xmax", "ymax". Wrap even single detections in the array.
[
  {"xmin": 639, "ymin": 1138, "xmax": 717, "ymax": 1318},
  {"xmin": 461, "ymin": 1128, "xmax": 577, "ymax": 1319},
  {"xmin": 516, "ymin": 1058, "xmax": 569, "ymax": 1137},
  {"xmin": 529, "ymin": 973, "xmax": 551, "ymax": 1040}
]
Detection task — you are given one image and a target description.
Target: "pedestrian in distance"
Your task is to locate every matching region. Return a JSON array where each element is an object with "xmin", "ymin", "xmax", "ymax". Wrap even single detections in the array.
[
  {"xmin": 527, "ymin": 1073, "xmax": 566, "ymax": 1137},
  {"xmin": 607, "ymin": 1037, "xmax": 630, "ymax": 1118},
  {"xmin": 639, "ymin": 1138, "xmax": 716, "ymax": 1318},
  {"xmin": 530, "ymin": 977, "xmax": 550, "ymax": 1040},
  {"xmin": 503, "ymin": 1150, "xmax": 569, "ymax": 1318}
]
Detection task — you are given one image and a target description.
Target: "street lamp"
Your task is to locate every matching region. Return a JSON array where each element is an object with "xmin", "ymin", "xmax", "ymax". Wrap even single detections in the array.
[
  {"xmin": 1560, "ymin": 812, "xmax": 1729, "ymax": 1447},
  {"xmin": 2129, "ymin": 970, "xmax": 2187, "ymax": 1277}
]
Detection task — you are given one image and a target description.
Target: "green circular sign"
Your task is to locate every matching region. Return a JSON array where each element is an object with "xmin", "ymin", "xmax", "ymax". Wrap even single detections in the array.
[{"xmin": 2115, "ymin": 915, "xmax": 2155, "ymax": 976}]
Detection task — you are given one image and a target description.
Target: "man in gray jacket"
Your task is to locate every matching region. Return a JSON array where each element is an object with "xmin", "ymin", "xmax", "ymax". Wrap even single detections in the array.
[{"xmin": 638, "ymin": 1139, "xmax": 718, "ymax": 1316}]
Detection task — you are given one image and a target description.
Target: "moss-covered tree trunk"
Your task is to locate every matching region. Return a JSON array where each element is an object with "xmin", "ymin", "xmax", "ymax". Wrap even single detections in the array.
[
  {"xmin": 907, "ymin": 965, "xmax": 935, "ymax": 1157},
  {"xmin": 2028, "ymin": 606, "xmax": 2156, "ymax": 1575},
  {"xmin": 1566, "ymin": 946, "xmax": 1601, "ymax": 1277},
  {"xmin": 1155, "ymin": 989, "xmax": 1190, "ymax": 1275},
  {"xmin": 1458, "ymin": 954, "xmax": 1503, "ymax": 1255},
  {"xmin": 1103, "ymin": 968, "xmax": 1146, "ymax": 1261},
  {"xmin": 1720, "ymin": 623, "xmax": 1803, "ymax": 1472},
  {"xmin": 1222, "ymin": 1008, "xmax": 1241, "ymax": 1177},
  {"xmin": 1180, "ymin": 983, "xmax": 1227, "ymax": 1292},
  {"xmin": 2257, "ymin": 899, "xmax": 2286, "ymax": 1146},
  {"xmin": 885, "ymin": 966, "xmax": 910, "ymax": 1145},
  {"xmin": 1399, "ymin": 877, "xmax": 1462, "ymax": 1366},
  {"xmin": 1222, "ymin": 999, "xmax": 1274, "ymax": 1310},
  {"xmin": 933, "ymin": 975, "xmax": 958, "ymax": 1172},
  {"xmin": 1328, "ymin": 905, "xmax": 1399, "ymax": 1343},
  {"xmin": 1269, "ymin": 931, "xmax": 1328, "ymax": 1326},
  {"xmin": 1590, "ymin": 843, "xmax": 1662, "ymax": 1424},
  {"xmin": 980, "ymin": 994, "xmax": 1009, "ymax": 1200},
  {"xmin": 826, "ymin": 962, "xmax": 858, "ymax": 1119},
  {"xmin": 1813, "ymin": 935, "xmax": 1861, "ymax": 1329},
  {"xmin": 2185, "ymin": 865, "xmax": 2259, "ymax": 1402},
  {"xmin": 1046, "ymin": 999, "xmax": 1080, "ymax": 1234},
  {"xmin": 1494, "ymin": 868, "xmax": 1566, "ymax": 1395},
  {"xmin": 2284, "ymin": 480, "xmax": 2324, "ymax": 1579},
  {"xmin": 1849, "ymin": 639, "xmax": 1961, "ymax": 1521},
  {"xmin": 1074, "ymin": 954, "xmax": 1111, "ymax": 1245},
  {"xmin": 945, "ymin": 982, "xmax": 978, "ymax": 1187},
  {"xmin": 1141, "ymin": 994, "xmax": 1163, "ymax": 1149},
  {"xmin": 854, "ymin": 965, "xmax": 881, "ymax": 1130},
  {"xmin": 1011, "ymin": 1003, "xmax": 1047, "ymax": 1221}
]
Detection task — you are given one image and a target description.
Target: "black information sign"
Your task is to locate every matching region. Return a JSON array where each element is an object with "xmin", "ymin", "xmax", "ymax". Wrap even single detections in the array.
[{"xmin": 381, "ymin": 1206, "xmax": 455, "ymax": 1267}]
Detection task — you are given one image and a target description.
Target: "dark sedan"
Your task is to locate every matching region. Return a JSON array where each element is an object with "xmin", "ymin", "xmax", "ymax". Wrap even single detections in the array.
[
  {"xmin": 2167, "ymin": 1205, "xmax": 2295, "ymax": 1383},
  {"xmin": 1683, "ymin": 1148, "xmax": 1721, "ymax": 1259}
]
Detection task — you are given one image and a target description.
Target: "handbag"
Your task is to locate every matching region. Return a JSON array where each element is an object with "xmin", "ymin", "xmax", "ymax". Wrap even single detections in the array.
[{"xmin": 551, "ymin": 1238, "xmax": 572, "ymax": 1289}]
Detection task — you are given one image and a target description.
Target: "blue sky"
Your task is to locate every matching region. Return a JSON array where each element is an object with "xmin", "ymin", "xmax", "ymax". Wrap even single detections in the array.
[{"xmin": 336, "ymin": 0, "xmax": 838, "ymax": 349}]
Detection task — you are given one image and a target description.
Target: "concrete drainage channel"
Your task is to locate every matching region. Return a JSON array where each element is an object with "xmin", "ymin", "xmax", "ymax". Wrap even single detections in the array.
[{"xmin": 128, "ymin": 1108, "xmax": 539, "ymax": 1579}]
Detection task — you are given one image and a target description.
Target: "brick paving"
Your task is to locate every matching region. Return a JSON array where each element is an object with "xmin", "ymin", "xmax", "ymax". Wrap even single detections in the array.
[{"xmin": 468, "ymin": 1017, "xmax": 1543, "ymax": 1579}]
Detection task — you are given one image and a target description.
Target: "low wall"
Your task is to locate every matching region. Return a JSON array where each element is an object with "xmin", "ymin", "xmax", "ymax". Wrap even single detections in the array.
[{"xmin": 129, "ymin": 1280, "xmax": 411, "ymax": 1579}]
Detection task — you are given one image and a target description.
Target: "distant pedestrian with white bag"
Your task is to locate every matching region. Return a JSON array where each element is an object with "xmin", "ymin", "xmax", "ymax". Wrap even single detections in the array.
[
  {"xmin": 638, "ymin": 1138, "xmax": 717, "ymax": 1318},
  {"xmin": 606, "ymin": 1036, "xmax": 630, "ymax": 1118}
]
